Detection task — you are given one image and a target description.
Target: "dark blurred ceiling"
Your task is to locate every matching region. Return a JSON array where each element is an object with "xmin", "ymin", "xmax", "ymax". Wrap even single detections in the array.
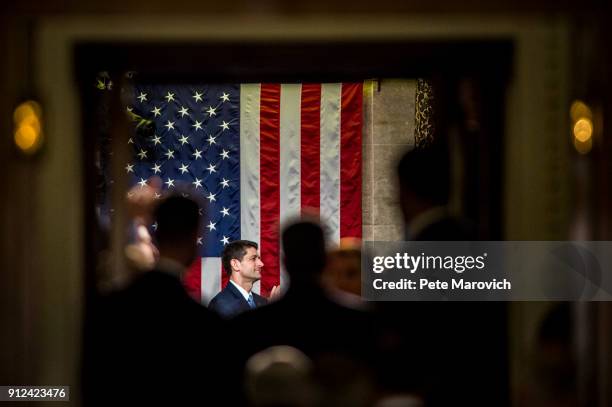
[{"xmin": 0, "ymin": 0, "xmax": 609, "ymax": 16}]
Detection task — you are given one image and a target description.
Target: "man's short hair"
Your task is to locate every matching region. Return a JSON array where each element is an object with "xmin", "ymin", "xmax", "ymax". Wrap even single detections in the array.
[
  {"xmin": 222, "ymin": 240, "xmax": 258, "ymax": 276},
  {"xmin": 153, "ymin": 195, "xmax": 200, "ymax": 245}
]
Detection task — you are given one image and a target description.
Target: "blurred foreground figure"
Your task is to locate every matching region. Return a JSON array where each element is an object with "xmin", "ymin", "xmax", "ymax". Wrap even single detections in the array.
[
  {"xmin": 245, "ymin": 346, "xmax": 316, "ymax": 407},
  {"xmin": 322, "ymin": 237, "xmax": 372, "ymax": 313},
  {"xmin": 323, "ymin": 237, "xmax": 362, "ymax": 297},
  {"xmin": 397, "ymin": 145, "xmax": 474, "ymax": 240},
  {"xmin": 379, "ymin": 145, "xmax": 508, "ymax": 406},
  {"xmin": 519, "ymin": 304, "xmax": 578, "ymax": 407},
  {"xmin": 123, "ymin": 176, "xmax": 162, "ymax": 270},
  {"xmin": 88, "ymin": 195, "xmax": 225, "ymax": 405},
  {"xmin": 235, "ymin": 221, "xmax": 378, "ymax": 407}
]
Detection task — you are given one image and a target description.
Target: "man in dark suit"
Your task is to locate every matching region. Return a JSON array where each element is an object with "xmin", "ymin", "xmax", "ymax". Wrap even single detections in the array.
[
  {"xmin": 397, "ymin": 145, "xmax": 475, "ymax": 241},
  {"xmin": 234, "ymin": 222, "xmax": 378, "ymax": 361},
  {"xmin": 392, "ymin": 146, "xmax": 507, "ymax": 406},
  {"xmin": 208, "ymin": 240, "xmax": 277, "ymax": 318},
  {"xmin": 233, "ymin": 221, "xmax": 379, "ymax": 405},
  {"xmin": 88, "ymin": 195, "xmax": 225, "ymax": 406}
]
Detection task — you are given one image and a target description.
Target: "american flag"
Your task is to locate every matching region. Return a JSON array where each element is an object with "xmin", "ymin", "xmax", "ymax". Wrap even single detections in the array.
[{"xmin": 126, "ymin": 83, "xmax": 362, "ymax": 303}]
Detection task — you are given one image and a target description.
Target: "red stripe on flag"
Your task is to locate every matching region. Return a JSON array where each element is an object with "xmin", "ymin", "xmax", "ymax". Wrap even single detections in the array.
[
  {"xmin": 300, "ymin": 84, "xmax": 321, "ymax": 218},
  {"xmin": 259, "ymin": 84, "xmax": 281, "ymax": 297},
  {"xmin": 340, "ymin": 83, "xmax": 363, "ymax": 238},
  {"xmin": 221, "ymin": 260, "xmax": 229, "ymax": 289},
  {"xmin": 183, "ymin": 259, "xmax": 202, "ymax": 302}
]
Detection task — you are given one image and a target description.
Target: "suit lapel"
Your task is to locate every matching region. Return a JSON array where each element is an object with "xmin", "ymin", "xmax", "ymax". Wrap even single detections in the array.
[{"xmin": 225, "ymin": 281, "xmax": 251, "ymax": 311}]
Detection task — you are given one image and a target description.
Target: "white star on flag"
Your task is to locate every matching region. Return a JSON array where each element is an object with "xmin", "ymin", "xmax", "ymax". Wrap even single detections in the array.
[
  {"xmin": 137, "ymin": 149, "xmax": 148, "ymax": 159},
  {"xmin": 128, "ymin": 138, "xmax": 134, "ymax": 144},
  {"xmin": 138, "ymin": 178, "xmax": 147, "ymax": 188},
  {"xmin": 154, "ymin": 193, "xmax": 161, "ymax": 200},
  {"xmin": 125, "ymin": 163, "xmax": 134, "ymax": 173},
  {"xmin": 124, "ymin": 82, "xmax": 364, "ymax": 306},
  {"xmin": 137, "ymin": 92, "xmax": 147, "ymax": 102},
  {"xmin": 120, "ymin": 82, "xmax": 367, "ymax": 310}
]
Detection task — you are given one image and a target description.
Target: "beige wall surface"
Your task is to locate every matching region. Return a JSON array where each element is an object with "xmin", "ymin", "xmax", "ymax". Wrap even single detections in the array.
[{"xmin": 363, "ymin": 79, "xmax": 416, "ymax": 242}]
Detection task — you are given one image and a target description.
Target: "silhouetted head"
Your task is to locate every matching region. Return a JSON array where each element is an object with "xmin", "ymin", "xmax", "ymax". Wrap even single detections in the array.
[
  {"xmin": 153, "ymin": 195, "xmax": 201, "ymax": 267},
  {"xmin": 282, "ymin": 221, "xmax": 327, "ymax": 284},
  {"xmin": 324, "ymin": 238, "xmax": 362, "ymax": 296},
  {"xmin": 397, "ymin": 144, "xmax": 451, "ymax": 222}
]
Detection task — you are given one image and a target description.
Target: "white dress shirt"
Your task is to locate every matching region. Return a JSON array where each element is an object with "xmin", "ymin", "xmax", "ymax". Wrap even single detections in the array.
[{"xmin": 229, "ymin": 279, "xmax": 252, "ymax": 302}]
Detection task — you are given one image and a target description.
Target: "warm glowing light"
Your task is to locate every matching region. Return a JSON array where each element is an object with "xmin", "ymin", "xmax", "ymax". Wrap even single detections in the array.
[
  {"xmin": 573, "ymin": 118, "xmax": 593, "ymax": 142},
  {"xmin": 570, "ymin": 100, "xmax": 592, "ymax": 122},
  {"xmin": 14, "ymin": 125, "xmax": 38, "ymax": 151},
  {"xmin": 574, "ymin": 136, "xmax": 592, "ymax": 154},
  {"xmin": 13, "ymin": 101, "xmax": 43, "ymax": 154},
  {"xmin": 22, "ymin": 114, "xmax": 41, "ymax": 133}
]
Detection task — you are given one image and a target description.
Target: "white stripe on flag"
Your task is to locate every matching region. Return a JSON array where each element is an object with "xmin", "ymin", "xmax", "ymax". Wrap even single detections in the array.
[
  {"xmin": 240, "ymin": 84, "xmax": 262, "ymax": 295},
  {"xmin": 201, "ymin": 257, "xmax": 222, "ymax": 306},
  {"xmin": 279, "ymin": 84, "xmax": 302, "ymax": 290},
  {"xmin": 320, "ymin": 83, "xmax": 342, "ymax": 245}
]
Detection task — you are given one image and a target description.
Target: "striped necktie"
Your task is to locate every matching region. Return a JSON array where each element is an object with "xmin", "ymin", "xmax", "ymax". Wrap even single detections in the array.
[{"xmin": 247, "ymin": 293, "xmax": 256, "ymax": 309}]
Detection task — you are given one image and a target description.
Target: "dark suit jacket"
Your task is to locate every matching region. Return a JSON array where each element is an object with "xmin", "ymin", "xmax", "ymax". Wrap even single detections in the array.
[
  {"xmin": 404, "ymin": 214, "xmax": 507, "ymax": 405},
  {"xmin": 87, "ymin": 268, "xmax": 226, "ymax": 406},
  {"xmin": 234, "ymin": 286, "xmax": 377, "ymax": 360},
  {"xmin": 208, "ymin": 280, "xmax": 267, "ymax": 319}
]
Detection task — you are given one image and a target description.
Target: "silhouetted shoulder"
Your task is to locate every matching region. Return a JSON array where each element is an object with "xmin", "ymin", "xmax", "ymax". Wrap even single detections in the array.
[{"xmin": 415, "ymin": 215, "xmax": 476, "ymax": 241}]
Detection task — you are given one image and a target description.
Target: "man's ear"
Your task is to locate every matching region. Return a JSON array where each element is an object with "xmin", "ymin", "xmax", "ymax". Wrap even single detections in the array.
[{"xmin": 230, "ymin": 258, "xmax": 241, "ymax": 271}]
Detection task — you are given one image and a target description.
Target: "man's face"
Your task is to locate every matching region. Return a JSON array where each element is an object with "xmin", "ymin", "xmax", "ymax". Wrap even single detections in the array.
[{"xmin": 235, "ymin": 246, "xmax": 264, "ymax": 282}]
